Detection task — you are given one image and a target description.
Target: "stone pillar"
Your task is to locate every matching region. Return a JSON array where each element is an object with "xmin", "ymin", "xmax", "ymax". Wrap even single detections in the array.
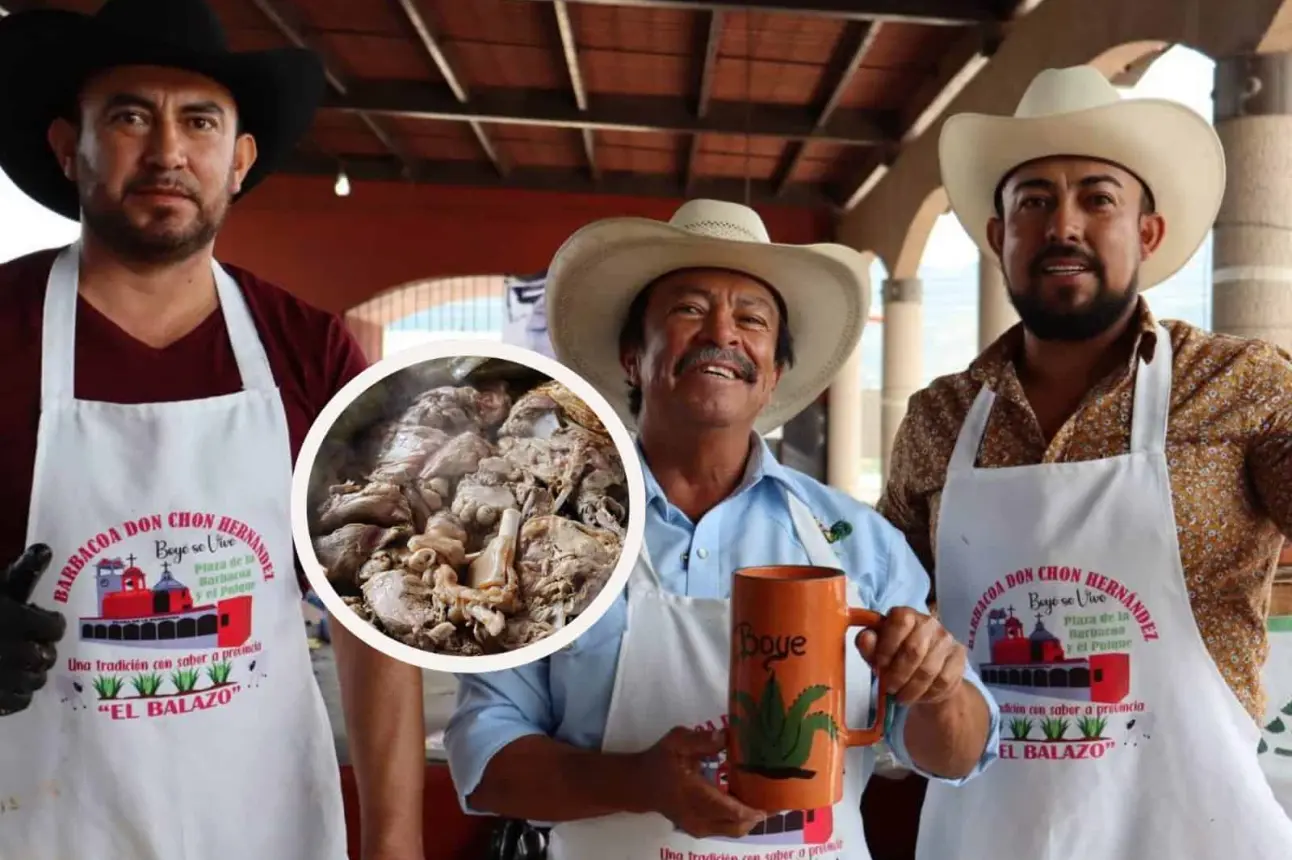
[
  {"xmin": 881, "ymin": 278, "xmax": 923, "ymax": 479},
  {"xmin": 1212, "ymin": 52, "xmax": 1292, "ymax": 353},
  {"xmin": 826, "ymin": 339, "xmax": 864, "ymax": 496},
  {"xmin": 979, "ymin": 252, "xmax": 1018, "ymax": 351}
]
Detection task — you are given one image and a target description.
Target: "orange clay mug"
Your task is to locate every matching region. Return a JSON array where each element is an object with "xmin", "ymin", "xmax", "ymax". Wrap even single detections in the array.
[{"xmin": 726, "ymin": 565, "xmax": 888, "ymax": 812}]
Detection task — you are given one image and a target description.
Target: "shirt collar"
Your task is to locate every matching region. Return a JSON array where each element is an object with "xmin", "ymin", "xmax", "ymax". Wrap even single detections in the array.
[
  {"xmin": 968, "ymin": 295, "xmax": 1161, "ymax": 387},
  {"xmin": 638, "ymin": 431, "xmax": 795, "ymax": 514}
]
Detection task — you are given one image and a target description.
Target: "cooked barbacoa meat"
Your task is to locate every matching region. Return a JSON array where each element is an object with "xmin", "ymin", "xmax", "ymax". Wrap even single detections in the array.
[
  {"xmin": 313, "ymin": 523, "xmax": 410, "ymax": 592},
  {"xmin": 316, "ymin": 481, "xmax": 411, "ymax": 532},
  {"xmin": 399, "ymin": 384, "xmax": 511, "ymax": 435},
  {"xmin": 421, "ymin": 431, "xmax": 493, "ymax": 482},
  {"xmin": 452, "ymin": 481, "xmax": 518, "ymax": 531},
  {"xmin": 368, "ymin": 425, "xmax": 449, "ymax": 483},
  {"xmin": 308, "ymin": 366, "xmax": 632, "ymax": 656},
  {"xmin": 516, "ymin": 515, "xmax": 621, "ymax": 625}
]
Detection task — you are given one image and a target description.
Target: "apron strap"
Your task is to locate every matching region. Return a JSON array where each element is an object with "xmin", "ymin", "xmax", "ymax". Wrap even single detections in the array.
[
  {"xmin": 948, "ymin": 384, "xmax": 996, "ymax": 474},
  {"xmin": 626, "ymin": 544, "xmax": 661, "ymax": 598},
  {"xmin": 40, "ymin": 244, "xmax": 80, "ymax": 406},
  {"xmin": 782, "ymin": 486, "xmax": 840, "ymax": 569},
  {"xmin": 40, "ymin": 244, "xmax": 277, "ymax": 406},
  {"xmin": 1128, "ymin": 322, "xmax": 1173, "ymax": 455}
]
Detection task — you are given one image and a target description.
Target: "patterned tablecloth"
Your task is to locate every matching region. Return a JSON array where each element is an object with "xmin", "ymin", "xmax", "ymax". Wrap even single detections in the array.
[{"xmin": 1260, "ymin": 611, "xmax": 1292, "ymax": 818}]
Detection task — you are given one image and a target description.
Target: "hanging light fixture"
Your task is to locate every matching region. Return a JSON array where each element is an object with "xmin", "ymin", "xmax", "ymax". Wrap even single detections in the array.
[{"xmin": 334, "ymin": 165, "xmax": 351, "ymax": 197}]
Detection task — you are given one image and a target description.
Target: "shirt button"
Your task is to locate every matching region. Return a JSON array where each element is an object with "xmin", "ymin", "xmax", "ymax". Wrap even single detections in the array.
[{"xmin": 696, "ymin": 548, "xmax": 709, "ymax": 559}]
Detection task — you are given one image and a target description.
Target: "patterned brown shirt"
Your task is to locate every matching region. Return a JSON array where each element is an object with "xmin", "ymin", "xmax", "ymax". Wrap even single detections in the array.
[{"xmin": 876, "ymin": 298, "xmax": 1292, "ymax": 722}]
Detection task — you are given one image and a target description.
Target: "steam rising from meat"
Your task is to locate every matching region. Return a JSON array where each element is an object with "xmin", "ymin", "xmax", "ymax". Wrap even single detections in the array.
[{"xmin": 308, "ymin": 363, "xmax": 629, "ymax": 656}]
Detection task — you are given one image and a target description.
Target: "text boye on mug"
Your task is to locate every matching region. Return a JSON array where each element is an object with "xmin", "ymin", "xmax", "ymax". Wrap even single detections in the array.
[{"xmin": 726, "ymin": 565, "xmax": 887, "ymax": 812}]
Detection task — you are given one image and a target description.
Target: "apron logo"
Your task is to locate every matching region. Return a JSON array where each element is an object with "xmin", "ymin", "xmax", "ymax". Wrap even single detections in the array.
[
  {"xmin": 962, "ymin": 564, "xmax": 1161, "ymax": 763},
  {"xmin": 47, "ymin": 509, "xmax": 274, "ymax": 722}
]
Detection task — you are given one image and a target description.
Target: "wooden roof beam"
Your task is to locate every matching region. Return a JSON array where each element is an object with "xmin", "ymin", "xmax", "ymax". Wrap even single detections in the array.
[
  {"xmin": 684, "ymin": 10, "xmax": 724, "ymax": 197},
  {"xmin": 391, "ymin": 0, "xmax": 506, "ymax": 176},
  {"xmin": 774, "ymin": 20, "xmax": 882, "ymax": 196},
  {"xmin": 282, "ymin": 151, "xmax": 833, "ymax": 208},
  {"xmin": 517, "ymin": 0, "xmax": 1002, "ymax": 27},
  {"xmin": 249, "ymin": 0, "xmax": 417, "ymax": 178},
  {"xmin": 551, "ymin": 0, "xmax": 598, "ymax": 180},
  {"xmin": 324, "ymin": 82, "xmax": 896, "ymax": 147},
  {"xmin": 840, "ymin": 21, "xmax": 1004, "ymax": 210}
]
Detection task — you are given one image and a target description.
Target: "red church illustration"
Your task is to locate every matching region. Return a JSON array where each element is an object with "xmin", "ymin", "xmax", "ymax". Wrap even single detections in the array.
[
  {"xmin": 77, "ymin": 556, "xmax": 252, "ymax": 650},
  {"xmin": 978, "ymin": 606, "xmax": 1129, "ymax": 704}
]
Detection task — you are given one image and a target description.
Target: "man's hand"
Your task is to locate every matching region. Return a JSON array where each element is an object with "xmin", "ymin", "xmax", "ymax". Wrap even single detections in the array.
[
  {"xmin": 0, "ymin": 545, "xmax": 66, "ymax": 716},
  {"xmin": 856, "ymin": 607, "xmax": 966, "ymax": 706},
  {"xmin": 633, "ymin": 727, "xmax": 766, "ymax": 839}
]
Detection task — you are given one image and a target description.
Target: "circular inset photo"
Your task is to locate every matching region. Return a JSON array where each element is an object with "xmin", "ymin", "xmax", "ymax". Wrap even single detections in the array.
[{"xmin": 291, "ymin": 339, "xmax": 646, "ymax": 674}]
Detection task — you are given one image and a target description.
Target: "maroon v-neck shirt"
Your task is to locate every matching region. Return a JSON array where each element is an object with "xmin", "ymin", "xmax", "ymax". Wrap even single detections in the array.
[{"xmin": 0, "ymin": 247, "xmax": 370, "ymax": 591}]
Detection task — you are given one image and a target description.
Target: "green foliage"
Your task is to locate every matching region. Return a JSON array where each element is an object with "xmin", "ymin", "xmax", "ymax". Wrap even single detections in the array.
[
  {"xmin": 170, "ymin": 669, "xmax": 201, "ymax": 693},
  {"xmin": 92, "ymin": 675, "xmax": 124, "ymax": 699},
  {"xmin": 1077, "ymin": 716, "xmax": 1108, "ymax": 739},
  {"xmin": 207, "ymin": 661, "xmax": 233, "ymax": 686},
  {"xmin": 130, "ymin": 673, "xmax": 164, "ymax": 697},
  {"xmin": 1008, "ymin": 717, "xmax": 1033, "ymax": 740},
  {"xmin": 1040, "ymin": 717, "xmax": 1069, "ymax": 741}
]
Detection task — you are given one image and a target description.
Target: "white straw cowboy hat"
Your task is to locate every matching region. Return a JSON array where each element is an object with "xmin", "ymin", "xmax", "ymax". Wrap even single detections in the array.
[
  {"xmin": 939, "ymin": 65, "xmax": 1225, "ymax": 290},
  {"xmin": 545, "ymin": 199, "xmax": 871, "ymax": 436}
]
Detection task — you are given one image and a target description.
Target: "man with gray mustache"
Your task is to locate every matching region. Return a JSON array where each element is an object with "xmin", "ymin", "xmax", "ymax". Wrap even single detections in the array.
[{"xmin": 442, "ymin": 199, "xmax": 999, "ymax": 860}]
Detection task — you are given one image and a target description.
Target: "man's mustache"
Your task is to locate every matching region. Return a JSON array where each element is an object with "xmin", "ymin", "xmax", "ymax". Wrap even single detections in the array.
[
  {"xmin": 126, "ymin": 175, "xmax": 198, "ymax": 200},
  {"xmin": 675, "ymin": 345, "xmax": 757, "ymax": 381},
  {"xmin": 1030, "ymin": 243, "xmax": 1103, "ymax": 278}
]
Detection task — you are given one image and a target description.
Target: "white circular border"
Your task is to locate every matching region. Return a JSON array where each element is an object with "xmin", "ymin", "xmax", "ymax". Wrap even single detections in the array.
[{"xmin": 291, "ymin": 336, "xmax": 647, "ymax": 675}]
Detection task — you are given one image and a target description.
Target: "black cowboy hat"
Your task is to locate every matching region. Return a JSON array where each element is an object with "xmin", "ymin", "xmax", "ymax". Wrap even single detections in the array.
[{"xmin": 0, "ymin": 0, "xmax": 326, "ymax": 221}]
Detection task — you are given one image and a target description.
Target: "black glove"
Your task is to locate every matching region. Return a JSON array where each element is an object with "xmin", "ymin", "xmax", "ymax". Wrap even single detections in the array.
[{"xmin": 0, "ymin": 544, "xmax": 67, "ymax": 716}]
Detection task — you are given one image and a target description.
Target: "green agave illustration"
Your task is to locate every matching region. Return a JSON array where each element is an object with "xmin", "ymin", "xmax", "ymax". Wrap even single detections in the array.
[{"xmin": 730, "ymin": 672, "xmax": 840, "ymax": 780}]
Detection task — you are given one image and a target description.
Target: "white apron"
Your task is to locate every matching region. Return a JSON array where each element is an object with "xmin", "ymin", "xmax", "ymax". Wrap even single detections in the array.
[
  {"xmin": 1260, "ymin": 615, "xmax": 1292, "ymax": 818},
  {"xmin": 547, "ymin": 486, "xmax": 875, "ymax": 860},
  {"xmin": 0, "ymin": 244, "xmax": 347, "ymax": 860},
  {"xmin": 917, "ymin": 324, "xmax": 1292, "ymax": 859}
]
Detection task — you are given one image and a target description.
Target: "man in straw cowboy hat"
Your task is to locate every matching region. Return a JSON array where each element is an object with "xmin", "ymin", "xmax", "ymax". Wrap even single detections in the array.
[
  {"xmin": 0, "ymin": 2, "xmax": 421, "ymax": 859},
  {"xmin": 443, "ymin": 198, "xmax": 1001, "ymax": 859},
  {"xmin": 876, "ymin": 65, "xmax": 1292, "ymax": 858}
]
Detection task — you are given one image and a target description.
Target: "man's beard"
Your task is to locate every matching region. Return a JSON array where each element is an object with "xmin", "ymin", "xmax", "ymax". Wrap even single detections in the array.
[
  {"xmin": 1006, "ymin": 243, "xmax": 1139, "ymax": 342},
  {"xmin": 78, "ymin": 165, "xmax": 231, "ymax": 265}
]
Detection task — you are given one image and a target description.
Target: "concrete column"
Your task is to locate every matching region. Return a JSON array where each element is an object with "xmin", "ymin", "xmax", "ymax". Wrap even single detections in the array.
[
  {"xmin": 1212, "ymin": 52, "xmax": 1292, "ymax": 353},
  {"xmin": 979, "ymin": 253, "xmax": 1018, "ymax": 351},
  {"xmin": 881, "ymin": 278, "xmax": 923, "ymax": 479},
  {"xmin": 826, "ymin": 339, "xmax": 864, "ymax": 496}
]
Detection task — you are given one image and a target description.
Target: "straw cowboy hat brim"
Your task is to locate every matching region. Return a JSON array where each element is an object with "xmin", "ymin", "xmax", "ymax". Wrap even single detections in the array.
[
  {"xmin": 0, "ymin": 0, "xmax": 325, "ymax": 221},
  {"xmin": 545, "ymin": 200, "xmax": 871, "ymax": 436},
  {"xmin": 939, "ymin": 66, "xmax": 1225, "ymax": 291}
]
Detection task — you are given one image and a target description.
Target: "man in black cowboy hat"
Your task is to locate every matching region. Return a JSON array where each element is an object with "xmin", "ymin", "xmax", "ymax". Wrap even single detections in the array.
[{"xmin": 0, "ymin": 2, "xmax": 424, "ymax": 860}]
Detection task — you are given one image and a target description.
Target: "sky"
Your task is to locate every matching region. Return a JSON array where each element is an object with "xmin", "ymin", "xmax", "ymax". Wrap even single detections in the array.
[{"xmin": 0, "ymin": 45, "xmax": 1219, "ymax": 390}]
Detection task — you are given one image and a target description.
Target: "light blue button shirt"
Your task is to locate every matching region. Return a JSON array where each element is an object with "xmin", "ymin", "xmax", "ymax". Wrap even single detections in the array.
[{"xmin": 443, "ymin": 436, "xmax": 1001, "ymax": 814}]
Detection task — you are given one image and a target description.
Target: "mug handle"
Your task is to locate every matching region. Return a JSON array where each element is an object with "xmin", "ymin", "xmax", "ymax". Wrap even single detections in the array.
[{"xmin": 844, "ymin": 607, "xmax": 887, "ymax": 747}]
